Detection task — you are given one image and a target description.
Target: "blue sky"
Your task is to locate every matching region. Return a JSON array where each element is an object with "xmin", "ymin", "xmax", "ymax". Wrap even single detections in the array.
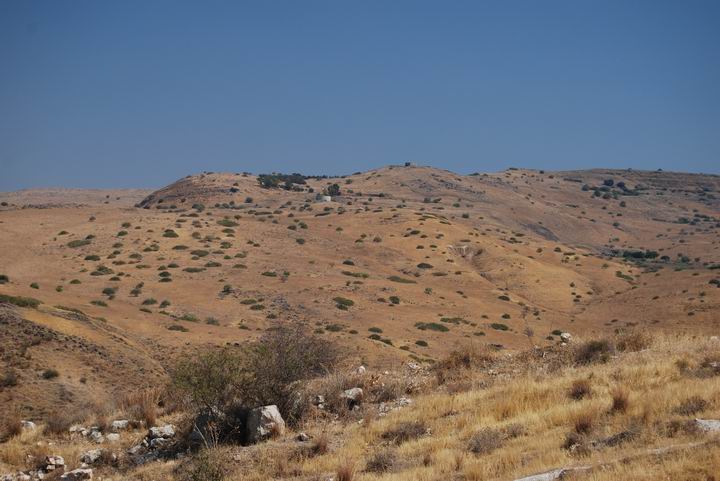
[{"xmin": 1, "ymin": 1, "xmax": 719, "ymax": 190}]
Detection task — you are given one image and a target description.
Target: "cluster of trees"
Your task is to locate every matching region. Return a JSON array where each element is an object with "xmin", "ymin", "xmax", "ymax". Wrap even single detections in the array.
[{"xmin": 257, "ymin": 173, "xmax": 307, "ymax": 190}]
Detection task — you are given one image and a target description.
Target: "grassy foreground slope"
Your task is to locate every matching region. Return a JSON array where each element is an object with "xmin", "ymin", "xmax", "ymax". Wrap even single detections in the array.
[{"xmin": 1, "ymin": 329, "xmax": 719, "ymax": 481}]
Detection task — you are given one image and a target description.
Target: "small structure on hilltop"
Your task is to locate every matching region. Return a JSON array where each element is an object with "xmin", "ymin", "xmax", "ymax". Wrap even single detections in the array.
[{"xmin": 315, "ymin": 193, "xmax": 332, "ymax": 202}]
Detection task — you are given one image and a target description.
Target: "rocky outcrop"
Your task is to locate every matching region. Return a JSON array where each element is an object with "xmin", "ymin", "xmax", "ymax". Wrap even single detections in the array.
[
  {"xmin": 246, "ymin": 405, "xmax": 285, "ymax": 443},
  {"xmin": 60, "ymin": 469, "xmax": 93, "ymax": 481}
]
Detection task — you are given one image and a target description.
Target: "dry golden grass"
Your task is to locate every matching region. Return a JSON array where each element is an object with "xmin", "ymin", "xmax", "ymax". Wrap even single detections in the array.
[
  {"xmin": 293, "ymin": 334, "xmax": 720, "ymax": 481},
  {"xmin": 1, "ymin": 333, "xmax": 718, "ymax": 481}
]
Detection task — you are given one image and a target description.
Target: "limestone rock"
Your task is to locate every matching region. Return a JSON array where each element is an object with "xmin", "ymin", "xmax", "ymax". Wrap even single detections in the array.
[
  {"xmin": 110, "ymin": 420, "xmax": 129, "ymax": 431},
  {"xmin": 149, "ymin": 425, "xmax": 175, "ymax": 439},
  {"xmin": 246, "ymin": 405, "xmax": 285, "ymax": 443},
  {"xmin": 60, "ymin": 468, "xmax": 93, "ymax": 480}
]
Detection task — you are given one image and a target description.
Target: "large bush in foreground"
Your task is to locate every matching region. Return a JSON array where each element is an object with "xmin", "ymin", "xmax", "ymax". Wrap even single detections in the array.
[{"xmin": 172, "ymin": 324, "xmax": 341, "ymax": 427}]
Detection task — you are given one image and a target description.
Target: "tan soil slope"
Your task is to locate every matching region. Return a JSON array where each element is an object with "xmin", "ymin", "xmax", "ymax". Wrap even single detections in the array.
[{"xmin": 0, "ymin": 165, "xmax": 718, "ymax": 421}]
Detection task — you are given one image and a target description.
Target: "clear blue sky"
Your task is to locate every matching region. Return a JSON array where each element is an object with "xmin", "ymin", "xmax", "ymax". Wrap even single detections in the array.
[{"xmin": 1, "ymin": 1, "xmax": 719, "ymax": 190}]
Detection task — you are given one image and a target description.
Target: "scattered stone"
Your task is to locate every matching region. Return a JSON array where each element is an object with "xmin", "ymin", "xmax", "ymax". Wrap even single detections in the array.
[
  {"xmin": 355, "ymin": 365, "xmax": 366, "ymax": 374},
  {"xmin": 88, "ymin": 431, "xmax": 104, "ymax": 444},
  {"xmin": 79, "ymin": 450, "xmax": 103, "ymax": 465},
  {"xmin": 397, "ymin": 397, "xmax": 412, "ymax": 407},
  {"xmin": 44, "ymin": 456, "xmax": 64, "ymax": 471},
  {"xmin": 20, "ymin": 421, "xmax": 37, "ymax": 432},
  {"xmin": 246, "ymin": 405, "xmax": 285, "ymax": 443},
  {"xmin": 297, "ymin": 432, "xmax": 310, "ymax": 442},
  {"xmin": 695, "ymin": 419, "xmax": 720, "ymax": 432},
  {"xmin": 127, "ymin": 444, "xmax": 145, "ymax": 456},
  {"xmin": 148, "ymin": 425, "xmax": 175, "ymax": 439},
  {"xmin": 560, "ymin": 332, "xmax": 572, "ymax": 342},
  {"xmin": 110, "ymin": 420, "xmax": 129, "ymax": 431},
  {"xmin": 149, "ymin": 437, "xmax": 171, "ymax": 449},
  {"xmin": 514, "ymin": 469, "xmax": 566, "ymax": 481},
  {"xmin": 340, "ymin": 388, "xmax": 363, "ymax": 407},
  {"xmin": 69, "ymin": 425, "xmax": 87, "ymax": 436},
  {"xmin": 105, "ymin": 433, "xmax": 120, "ymax": 443},
  {"xmin": 60, "ymin": 468, "xmax": 93, "ymax": 480}
]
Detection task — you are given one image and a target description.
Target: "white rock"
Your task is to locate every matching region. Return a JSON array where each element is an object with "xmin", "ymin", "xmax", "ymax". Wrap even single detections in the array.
[
  {"xmin": 60, "ymin": 468, "xmax": 93, "ymax": 480},
  {"xmin": 105, "ymin": 433, "xmax": 120, "ymax": 443},
  {"xmin": 149, "ymin": 425, "xmax": 175, "ymax": 439},
  {"xmin": 127, "ymin": 444, "xmax": 145, "ymax": 455},
  {"xmin": 79, "ymin": 449, "xmax": 103, "ymax": 464},
  {"xmin": 513, "ymin": 469, "xmax": 566, "ymax": 481},
  {"xmin": 45, "ymin": 455, "xmax": 65, "ymax": 468},
  {"xmin": 149, "ymin": 437, "xmax": 171, "ymax": 449},
  {"xmin": 68, "ymin": 425, "xmax": 86, "ymax": 434},
  {"xmin": 297, "ymin": 432, "xmax": 310, "ymax": 442},
  {"xmin": 560, "ymin": 332, "xmax": 572, "ymax": 342},
  {"xmin": 110, "ymin": 420, "xmax": 129, "ymax": 431},
  {"xmin": 88, "ymin": 431, "xmax": 104, "ymax": 444},
  {"xmin": 695, "ymin": 419, "xmax": 720, "ymax": 432},
  {"xmin": 355, "ymin": 365, "xmax": 366, "ymax": 375},
  {"xmin": 246, "ymin": 405, "xmax": 285, "ymax": 443},
  {"xmin": 21, "ymin": 421, "xmax": 37, "ymax": 431},
  {"xmin": 340, "ymin": 388, "xmax": 363, "ymax": 404}
]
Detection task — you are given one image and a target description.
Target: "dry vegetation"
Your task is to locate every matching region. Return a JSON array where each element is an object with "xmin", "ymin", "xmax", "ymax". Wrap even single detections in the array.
[
  {"xmin": 0, "ymin": 331, "xmax": 719, "ymax": 480},
  {"xmin": 1, "ymin": 165, "xmax": 719, "ymax": 480}
]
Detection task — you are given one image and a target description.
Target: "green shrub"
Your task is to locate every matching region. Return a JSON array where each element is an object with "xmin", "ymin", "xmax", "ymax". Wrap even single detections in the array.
[
  {"xmin": 341, "ymin": 270, "xmax": 369, "ymax": 278},
  {"xmin": 217, "ymin": 219, "xmax": 238, "ymax": 227},
  {"xmin": 0, "ymin": 294, "xmax": 41, "ymax": 308},
  {"xmin": 575, "ymin": 339, "xmax": 615, "ymax": 364},
  {"xmin": 388, "ymin": 276, "xmax": 416, "ymax": 284},
  {"xmin": 415, "ymin": 322, "xmax": 449, "ymax": 332},
  {"xmin": 42, "ymin": 369, "xmax": 60, "ymax": 380},
  {"xmin": 67, "ymin": 239, "xmax": 91, "ymax": 248},
  {"xmin": 333, "ymin": 297, "xmax": 354, "ymax": 310},
  {"xmin": 491, "ymin": 323, "xmax": 509, "ymax": 331}
]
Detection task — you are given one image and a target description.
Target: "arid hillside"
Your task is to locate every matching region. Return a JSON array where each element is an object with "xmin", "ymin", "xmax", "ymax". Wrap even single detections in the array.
[{"xmin": 1, "ymin": 165, "xmax": 719, "ymax": 420}]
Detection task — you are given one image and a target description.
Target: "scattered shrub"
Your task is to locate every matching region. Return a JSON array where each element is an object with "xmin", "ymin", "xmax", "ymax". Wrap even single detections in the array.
[
  {"xmin": 575, "ymin": 339, "xmax": 615, "ymax": 364},
  {"xmin": 569, "ymin": 379, "xmax": 592, "ymax": 400},
  {"xmin": 674, "ymin": 396, "xmax": 707, "ymax": 416},
  {"xmin": 0, "ymin": 294, "xmax": 41, "ymax": 308},
  {"xmin": 365, "ymin": 448, "xmax": 395, "ymax": 473},
  {"xmin": 67, "ymin": 239, "xmax": 91, "ymax": 248},
  {"xmin": 381, "ymin": 421, "xmax": 426, "ymax": 445},
  {"xmin": 42, "ymin": 369, "xmax": 59, "ymax": 379},
  {"xmin": 616, "ymin": 331, "xmax": 653, "ymax": 352},
  {"xmin": 610, "ymin": 387, "xmax": 629, "ymax": 413},
  {"xmin": 467, "ymin": 428, "xmax": 504, "ymax": 454}
]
